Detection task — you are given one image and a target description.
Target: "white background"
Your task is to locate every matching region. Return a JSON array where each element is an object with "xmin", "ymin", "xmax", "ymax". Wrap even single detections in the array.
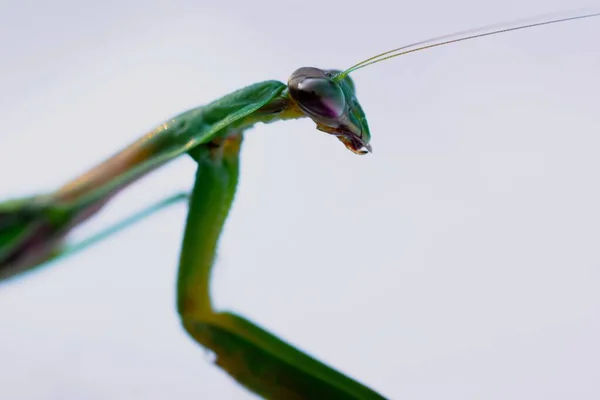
[{"xmin": 1, "ymin": 1, "xmax": 599, "ymax": 399}]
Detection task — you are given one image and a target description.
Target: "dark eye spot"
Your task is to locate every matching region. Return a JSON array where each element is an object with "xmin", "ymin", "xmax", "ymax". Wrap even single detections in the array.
[{"xmin": 294, "ymin": 78, "xmax": 346, "ymax": 119}]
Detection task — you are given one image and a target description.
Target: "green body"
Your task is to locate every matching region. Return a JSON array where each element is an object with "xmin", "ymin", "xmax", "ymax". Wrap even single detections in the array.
[
  {"xmin": 0, "ymin": 80, "xmax": 291, "ymax": 279},
  {"xmin": 3, "ymin": 12, "xmax": 598, "ymax": 398},
  {"xmin": 0, "ymin": 79, "xmax": 385, "ymax": 399}
]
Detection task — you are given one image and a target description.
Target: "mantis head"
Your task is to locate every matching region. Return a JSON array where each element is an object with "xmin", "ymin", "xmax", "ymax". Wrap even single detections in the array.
[
  {"xmin": 287, "ymin": 12, "xmax": 600, "ymax": 156},
  {"xmin": 287, "ymin": 67, "xmax": 372, "ymax": 155}
]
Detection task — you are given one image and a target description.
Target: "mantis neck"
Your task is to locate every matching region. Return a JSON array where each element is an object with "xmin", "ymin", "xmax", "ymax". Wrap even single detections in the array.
[{"xmin": 46, "ymin": 81, "xmax": 304, "ymax": 220}]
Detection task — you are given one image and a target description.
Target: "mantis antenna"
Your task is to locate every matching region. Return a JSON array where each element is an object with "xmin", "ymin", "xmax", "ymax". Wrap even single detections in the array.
[{"xmin": 334, "ymin": 11, "xmax": 600, "ymax": 81}]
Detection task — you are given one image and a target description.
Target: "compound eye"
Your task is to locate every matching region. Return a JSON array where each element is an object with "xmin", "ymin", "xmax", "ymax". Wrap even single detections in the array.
[{"xmin": 292, "ymin": 77, "xmax": 346, "ymax": 119}]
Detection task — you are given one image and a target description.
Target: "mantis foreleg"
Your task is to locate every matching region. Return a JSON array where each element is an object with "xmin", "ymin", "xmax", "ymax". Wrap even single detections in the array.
[{"xmin": 176, "ymin": 134, "xmax": 386, "ymax": 400}]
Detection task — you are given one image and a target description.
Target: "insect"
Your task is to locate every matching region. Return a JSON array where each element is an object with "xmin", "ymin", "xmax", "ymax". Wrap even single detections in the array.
[{"xmin": 1, "ymin": 11, "xmax": 598, "ymax": 399}]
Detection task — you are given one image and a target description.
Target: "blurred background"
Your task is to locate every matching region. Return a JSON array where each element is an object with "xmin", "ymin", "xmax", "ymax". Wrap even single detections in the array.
[{"xmin": 1, "ymin": 0, "xmax": 599, "ymax": 399}]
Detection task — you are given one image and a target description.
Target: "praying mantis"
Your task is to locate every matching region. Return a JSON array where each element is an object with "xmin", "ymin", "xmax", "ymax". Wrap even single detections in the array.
[{"xmin": 2, "ymin": 10, "xmax": 599, "ymax": 399}]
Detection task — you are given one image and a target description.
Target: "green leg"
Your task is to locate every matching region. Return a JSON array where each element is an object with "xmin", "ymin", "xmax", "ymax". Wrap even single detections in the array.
[
  {"xmin": 177, "ymin": 135, "xmax": 386, "ymax": 400},
  {"xmin": 0, "ymin": 192, "xmax": 188, "ymax": 283},
  {"xmin": 57, "ymin": 192, "xmax": 189, "ymax": 261}
]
